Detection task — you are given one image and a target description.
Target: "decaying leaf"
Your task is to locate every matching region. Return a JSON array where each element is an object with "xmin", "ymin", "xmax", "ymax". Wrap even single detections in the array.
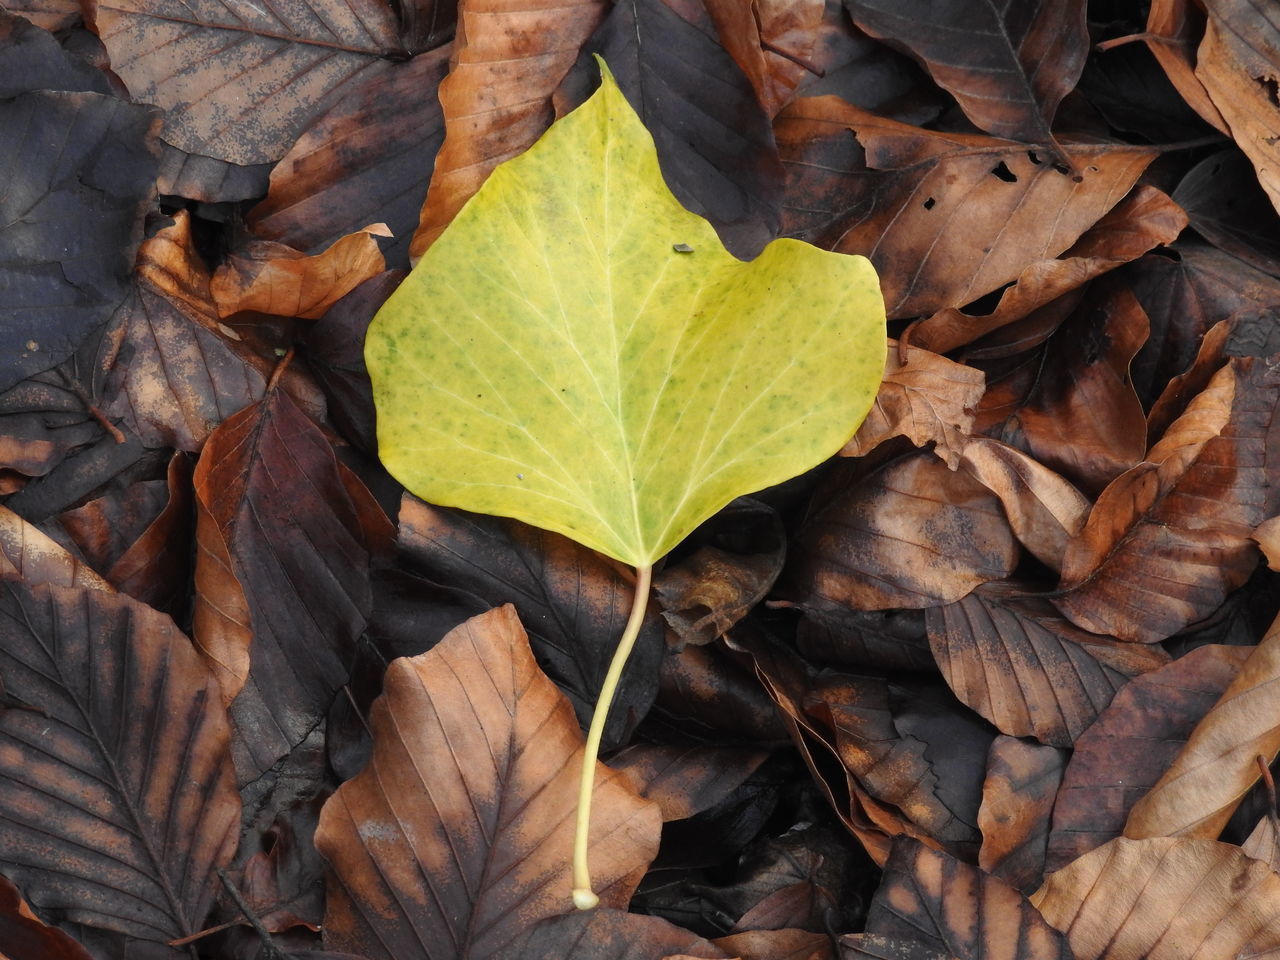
[
  {"xmin": 1032, "ymin": 836, "xmax": 1280, "ymax": 959},
  {"xmin": 367, "ymin": 66, "xmax": 885, "ymax": 568},
  {"xmin": 315, "ymin": 605, "xmax": 661, "ymax": 960},
  {"xmin": 0, "ymin": 578, "xmax": 240, "ymax": 943},
  {"xmin": 978, "ymin": 736, "xmax": 1068, "ymax": 895}
]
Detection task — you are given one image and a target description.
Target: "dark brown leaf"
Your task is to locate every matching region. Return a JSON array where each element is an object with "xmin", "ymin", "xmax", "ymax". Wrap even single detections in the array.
[
  {"xmin": 845, "ymin": 0, "xmax": 1088, "ymax": 150},
  {"xmin": 978, "ymin": 736, "xmax": 1067, "ymax": 894},
  {"xmin": 1172, "ymin": 148, "xmax": 1280, "ymax": 277},
  {"xmin": 516, "ymin": 908, "xmax": 727, "ymax": 960},
  {"xmin": 1139, "ymin": 0, "xmax": 1229, "ymax": 134},
  {"xmin": 0, "ymin": 872, "xmax": 96, "ymax": 960},
  {"xmin": 610, "ymin": 744, "xmax": 770, "ymax": 822},
  {"xmin": 703, "ymin": 0, "xmax": 825, "ymax": 116},
  {"xmin": 0, "ymin": 578, "xmax": 239, "ymax": 943},
  {"xmin": 315, "ymin": 606, "xmax": 661, "ymax": 960}
]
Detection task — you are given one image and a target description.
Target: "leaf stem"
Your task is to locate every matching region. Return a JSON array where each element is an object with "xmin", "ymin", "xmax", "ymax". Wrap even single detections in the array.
[{"xmin": 572, "ymin": 562, "xmax": 653, "ymax": 910}]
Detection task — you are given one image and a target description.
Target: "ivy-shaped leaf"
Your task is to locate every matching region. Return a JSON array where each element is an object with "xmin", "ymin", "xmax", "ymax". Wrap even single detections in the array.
[{"xmin": 365, "ymin": 63, "xmax": 885, "ymax": 569}]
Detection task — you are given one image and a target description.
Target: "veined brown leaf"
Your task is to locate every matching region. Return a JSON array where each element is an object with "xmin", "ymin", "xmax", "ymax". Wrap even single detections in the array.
[{"xmin": 978, "ymin": 736, "xmax": 1068, "ymax": 894}]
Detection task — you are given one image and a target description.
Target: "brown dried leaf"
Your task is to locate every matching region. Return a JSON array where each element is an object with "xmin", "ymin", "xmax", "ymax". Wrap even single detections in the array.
[
  {"xmin": 516, "ymin": 908, "xmax": 727, "ymax": 960},
  {"xmin": 610, "ymin": 744, "xmax": 770, "ymax": 822},
  {"xmin": 1056, "ymin": 356, "xmax": 1280, "ymax": 640},
  {"xmin": 1140, "ymin": 0, "xmax": 1230, "ymax": 134},
  {"xmin": 978, "ymin": 736, "xmax": 1068, "ymax": 895},
  {"xmin": 316, "ymin": 605, "xmax": 661, "ymax": 960},
  {"xmin": 0, "ymin": 873, "xmax": 96, "ymax": 960},
  {"xmin": 1125, "ymin": 608, "xmax": 1280, "ymax": 839},
  {"xmin": 410, "ymin": 0, "xmax": 606, "ymax": 257},
  {"xmin": 210, "ymin": 225, "xmax": 391, "ymax": 320},
  {"xmin": 86, "ymin": 0, "xmax": 405, "ymax": 164},
  {"xmin": 717, "ymin": 928, "xmax": 832, "ymax": 960},
  {"xmin": 790, "ymin": 452, "xmax": 1018, "ymax": 611},
  {"xmin": 845, "ymin": 838, "xmax": 1070, "ymax": 959},
  {"xmin": 103, "ymin": 452, "xmax": 192, "ymax": 611},
  {"xmin": 927, "ymin": 583, "xmax": 1168, "ymax": 748},
  {"xmin": 775, "ymin": 96, "xmax": 1158, "ymax": 319},
  {"xmin": 704, "ymin": 0, "xmax": 825, "ymax": 116},
  {"xmin": 1045, "ymin": 644, "xmax": 1249, "ymax": 872},
  {"xmin": 839, "ymin": 340, "xmax": 985, "ymax": 468},
  {"xmin": 913, "ymin": 184, "xmax": 1185, "ymax": 354},
  {"xmin": 1196, "ymin": 1, "xmax": 1280, "ymax": 215},
  {"xmin": 656, "ymin": 640, "xmax": 791, "ymax": 743},
  {"xmin": 0, "ymin": 503, "xmax": 111, "ymax": 591},
  {"xmin": 1032, "ymin": 836, "xmax": 1280, "ymax": 959},
  {"xmin": 0, "ymin": 579, "xmax": 240, "ymax": 943}
]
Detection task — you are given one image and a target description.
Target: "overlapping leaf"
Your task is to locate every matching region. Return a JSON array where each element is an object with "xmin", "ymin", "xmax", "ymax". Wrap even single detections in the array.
[
  {"xmin": 315, "ymin": 606, "xmax": 661, "ymax": 960},
  {"xmin": 978, "ymin": 737, "xmax": 1067, "ymax": 894},
  {"xmin": 0, "ymin": 578, "xmax": 239, "ymax": 943}
]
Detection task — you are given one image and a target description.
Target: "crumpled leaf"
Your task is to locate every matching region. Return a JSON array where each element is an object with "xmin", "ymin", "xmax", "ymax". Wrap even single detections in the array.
[
  {"xmin": 409, "ymin": 0, "xmax": 605, "ymax": 257},
  {"xmin": 927, "ymin": 583, "xmax": 1168, "ymax": 748},
  {"xmin": 86, "ymin": 0, "xmax": 406, "ymax": 164},
  {"xmin": 0, "ymin": 91, "xmax": 159, "ymax": 394},
  {"xmin": 97, "ymin": 211, "xmax": 268, "ymax": 452},
  {"xmin": 841, "ymin": 837, "xmax": 1071, "ymax": 959},
  {"xmin": 789, "ymin": 452, "xmax": 1018, "ymax": 610},
  {"xmin": 1196, "ymin": 0, "xmax": 1280, "ymax": 215},
  {"xmin": 839, "ymin": 339, "xmax": 985, "ymax": 468},
  {"xmin": 315, "ymin": 605, "xmax": 661, "ymax": 960},
  {"xmin": 1125, "ymin": 607, "xmax": 1280, "ymax": 839},
  {"xmin": 1032, "ymin": 836, "xmax": 1280, "ymax": 959},
  {"xmin": 845, "ymin": 0, "xmax": 1087, "ymax": 150},
  {"xmin": 367, "ymin": 66, "xmax": 885, "ymax": 568},
  {"xmin": 775, "ymin": 95, "xmax": 1158, "ymax": 319},
  {"xmin": 210, "ymin": 225, "xmax": 391, "ymax": 320},
  {"xmin": 1045, "ymin": 644, "xmax": 1249, "ymax": 872},
  {"xmin": 556, "ymin": 0, "xmax": 785, "ymax": 259},
  {"xmin": 0, "ymin": 578, "xmax": 240, "ymax": 943},
  {"xmin": 1055, "ymin": 356, "xmax": 1280, "ymax": 642}
]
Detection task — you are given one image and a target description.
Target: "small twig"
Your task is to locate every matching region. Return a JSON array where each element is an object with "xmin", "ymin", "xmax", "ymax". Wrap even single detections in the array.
[
  {"xmin": 53, "ymin": 368, "xmax": 127, "ymax": 444},
  {"xmin": 214, "ymin": 866, "xmax": 288, "ymax": 960},
  {"xmin": 267, "ymin": 347, "xmax": 296, "ymax": 392}
]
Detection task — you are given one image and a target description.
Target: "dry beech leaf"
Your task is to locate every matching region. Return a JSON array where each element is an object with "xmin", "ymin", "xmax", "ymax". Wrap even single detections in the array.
[
  {"xmin": 1139, "ymin": 0, "xmax": 1230, "ymax": 134},
  {"xmin": 410, "ymin": 0, "xmax": 606, "ymax": 257},
  {"xmin": 1055, "ymin": 356, "xmax": 1280, "ymax": 642},
  {"xmin": 1125, "ymin": 607, "xmax": 1280, "ymax": 839},
  {"xmin": 86, "ymin": 0, "xmax": 406, "ymax": 165},
  {"xmin": 1196, "ymin": 1, "xmax": 1280, "ymax": 215},
  {"xmin": 716, "ymin": 928, "xmax": 832, "ymax": 960},
  {"xmin": 610, "ymin": 744, "xmax": 770, "ymax": 822},
  {"xmin": 516, "ymin": 908, "xmax": 727, "ymax": 959},
  {"xmin": 975, "ymin": 277, "xmax": 1153, "ymax": 498},
  {"xmin": 1045, "ymin": 644, "xmax": 1249, "ymax": 873},
  {"xmin": 839, "ymin": 935, "xmax": 958, "ymax": 960},
  {"xmin": 840, "ymin": 339, "xmax": 985, "ymax": 468},
  {"xmin": 775, "ymin": 96, "xmax": 1158, "ymax": 319},
  {"xmin": 791, "ymin": 452, "xmax": 1018, "ymax": 611},
  {"xmin": 210, "ymin": 224, "xmax": 391, "ymax": 319},
  {"xmin": 842, "ymin": 837, "xmax": 1071, "ymax": 959},
  {"xmin": 193, "ymin": 388, "xmax": 393, "ymax": 775},
  {"xmin": 104, "ymin": 452, "xmax": 192, "ymax": 611},
  {"xmin": 98, "ymin": 211, "xmax": 269, "ymax": 451},
  {"xmin": 958, "ymin": 438, "xmax": 1090, "ymax": 573},
  {"xmin": 978, "ymin": 736, "xmax": 1068, "ymax": 895},
  {"xmin": 912, "ymin": 182, "xmax": 1185, "ymax": 354},
  {"xmin": 0, "ymin": 870, "xmax": 96, "ymax": 960},
  {"xmin": 0, "ymin": 502, "xmax": 111, "ymax": 591},
  {"xmin": 1171, "ymin": 148, "xmax": 1280, "ymax": 277},
  {"xmin": 703, "ymin": 0, "xmax": 825, "ymax": 116},
  {"xmin": 1257, "ymin": 514, "xmax": 1280, "ymax": 570},
  {"xmin": 1032, "ymin": 836, "xmax": 1280, "ymax": 959},
  {"xmin": 316, "ymin": 605, "xmax": 661, "ymax": 960},
  {"xmin": 927, "ymin": 583, "xmax": 1168, "ymax": 749},
  {"xmin": 0, "ymin": 578, "xmax": 240, "ymax": 944},
  {"xmin": 847, "ymin": 0, "xmax": 1086, "ymax": 152}
]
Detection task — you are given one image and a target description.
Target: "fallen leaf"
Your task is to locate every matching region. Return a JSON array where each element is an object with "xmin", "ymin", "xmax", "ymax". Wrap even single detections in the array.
[
  {"xmin": 1196, "ymin": 0, "xmax": 1280, "ymax": 215},
  {"xmin": 367, "ymin": 67, "xmax": 884, "ymax": 568},
  {"xmin": 655, "ymin": 640, "xmax": 791, "ymax": 743},
  {"xmin": 1172, "ymin": 148, "xmax": 1280, "ymax": 277},
  {"xmin": 1045, "ymin": 644, "xmax": 1249, "ymax": 872},
  {"xmin": 101, "ymin": 452, "xmax": 192, "ymax": 611},
  {"xmin": 1138, "ymin": 0, "xmax": 1230, "ymax": 134},
  {"xmin": 839, "ymin": 339, "xmax": 985, "ymax": 468},
  {"xmin": 247, "ymin": 47, "xmax": 451, "ymax": 271},
  {"xmin": 845, "ymin": 0, "xmax": 1088, "ymax": 150},
  {"xmin": 516, "ymin": 908, "xmax": 727, "ymax": 959},
  {"xmin": 609, "ymin": 744, "xmax": 770, "ymax": 822},
  {"xmin": 841, "ymin": 837, "xmax": 1071, "ymax": 959},
  {"xmin": 315, "ymin": 605, "xmax": 661, "ymax": 960},
  {"xmin": 1125, "ymin": 608, "xmax": 1280, "ymax": 839},
  {"xmin": 0, "ymin": 502, "xmax": 111, "ymax": 591},
  {"xmin": 788, "ymin": 598, "xmax": 935, "ymax": 673},
  {"xmin": 4, "ymin": 0, "xmax": 79, "ymax": 32},
  {"xmin": 927, "ymin": 583, "xmax": 1167, "ymax": 748},
  {"xmin": 0, "ymin": 873, "xmax": 96, "ymax": 960},
  {"xmin": 409, "ymin": 0, "xmax": 605, "ymax": 257},
  {"xmin": 1032, "ymin": 836, "xmax": 1280, "ymax": 959},
  {"xmin": 86, "ymin": 0, "xmax": 406, "ymax": 164},
  {"xmin": 1055, "ymin": 356, "xmax": 1280, "ymax": 642},
  {"xmin": 193, "ymin": 388, "xmax": 393, "ymax": 775},
  {"xmin": 0, "ymin": 91, "xmax": 159, "ymax": 393},
  {"xmin": 789, "ymin": 452, "xmax": 1018, "ymax": 610},
  {"xmin": 0, "ymin": 9, "xmax": 114, "ymax": 97},
  {"xmin": 210, "ymin": 225, "xmax": 391, "ymax": 320},
  {"xmin": 556, "ymin": 0, "xmax": 785, "ymax": 258},
  {"xmin": 0, "ymin": 578, "xmax": 239, "ymax": 943},
  {"xmin": 775, "ymin": 96, "xmax": 1158, "ymax": 319},
  {"xmin": 978, "ymin": 736, "xmax": 1068, "ymax": 895},
  {"xmin": 716, "ymin": 928, "xmax": 832, "ymax": 960},
  {"xmin": 703, "ymin": 0, "xmax": 825, "ymax": 116}
]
